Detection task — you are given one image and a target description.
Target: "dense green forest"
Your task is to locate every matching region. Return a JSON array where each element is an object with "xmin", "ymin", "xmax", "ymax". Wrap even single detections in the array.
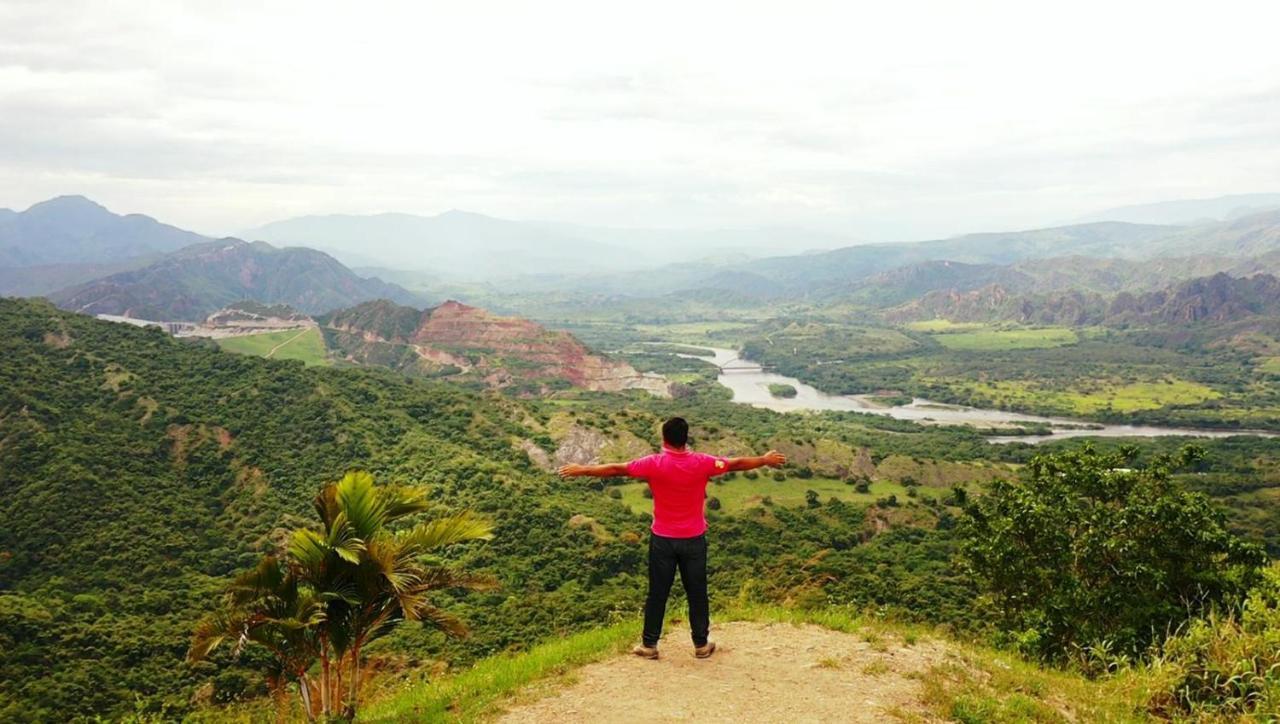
[
  {"xmin": 6, "ymin": 297, "xmax": 1280, "ymax": 721},
  {"xmin": 0, "ymin": 299, "xmax": 983, "ymax": 720}
]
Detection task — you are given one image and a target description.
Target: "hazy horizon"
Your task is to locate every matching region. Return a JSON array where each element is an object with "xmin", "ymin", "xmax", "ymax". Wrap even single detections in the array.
[{"xmin": 2, "ymin": 1, "xmax": 1279, "ymax": 245}]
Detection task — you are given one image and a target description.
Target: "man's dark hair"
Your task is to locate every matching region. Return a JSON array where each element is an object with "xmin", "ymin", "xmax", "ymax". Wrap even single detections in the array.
[{"xmin": 662, "ymin": 417, "xmax": 689, "ymax": 448}]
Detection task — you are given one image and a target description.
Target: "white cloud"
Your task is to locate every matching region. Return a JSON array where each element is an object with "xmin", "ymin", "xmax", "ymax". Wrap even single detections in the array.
[{"xmin": 0, "ymin": 0, "xmax": 1277, "ymax": 240}]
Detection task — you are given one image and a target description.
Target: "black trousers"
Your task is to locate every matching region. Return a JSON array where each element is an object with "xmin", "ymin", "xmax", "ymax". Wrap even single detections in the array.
[{"xmin": 643, "ymin": 532, "xmax": 710, "ymax": 647}]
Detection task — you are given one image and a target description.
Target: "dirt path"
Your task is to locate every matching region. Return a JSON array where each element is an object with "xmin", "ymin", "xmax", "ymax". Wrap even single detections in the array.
[
  {"xmin": 265, "ymin": 328, "xmax": 308, "ymax": 359},
  {"xmin": 495, "ymin": 621, "xmax": 948, "ymax": 723}
]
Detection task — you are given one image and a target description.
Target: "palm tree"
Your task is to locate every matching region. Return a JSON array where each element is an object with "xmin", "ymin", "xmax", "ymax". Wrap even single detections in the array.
[
  {"xmin": 190, "ymin": 471, "xmax": 495, "ymax": 721},
  {"xmin": 188, "ymin": 555, "xmax": 327, "ymax": 721},
  {"xmin": 306, "ymin": 471, "xmax": 496, "ymax": 719}
]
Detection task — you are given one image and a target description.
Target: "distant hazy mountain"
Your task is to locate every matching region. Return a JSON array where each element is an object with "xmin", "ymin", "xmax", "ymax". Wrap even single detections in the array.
[
  {"xmin": 0, "ymin": 195, "xmax": 207, "ymax": 267},
  {"xmin": 0, "ymin": 208, "xmax": 15, "ymax": 223},
  {"xmin": 1073, "ymin": 193, "xmax": 1280, "ymax": 226},
  {"xmin": 1149, "ymin": 208, "xmax": 1280, "ymax": 258},
  {"xmin": 50, "ymin": 239, "xmax": 420, "ymax": 321},
  {"xmin": 0, "ymin": 257, "xmax": 162, "ymax": 297},
  {"xmin": 725, "ymin": 221, "xmax": 1179, "ymax": 297},
  {"xmin": 243, "ymin": 210, "xmax": 854, "ymax": 281},
  {"xmin": 243, "ymin": 210, "xmax": 634, "ymax": 279}
]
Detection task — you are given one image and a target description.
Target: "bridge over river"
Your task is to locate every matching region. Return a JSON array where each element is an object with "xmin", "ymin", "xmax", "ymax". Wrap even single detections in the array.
[{"xmin": 715, "ymin": 355, "xmax": 776, "ymax": 373}]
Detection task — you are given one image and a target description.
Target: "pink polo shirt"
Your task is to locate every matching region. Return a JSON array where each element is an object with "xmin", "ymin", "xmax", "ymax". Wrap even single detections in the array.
[{"xmin": 626, "ymin": 444, "xmax": 728, "ymax": 538}]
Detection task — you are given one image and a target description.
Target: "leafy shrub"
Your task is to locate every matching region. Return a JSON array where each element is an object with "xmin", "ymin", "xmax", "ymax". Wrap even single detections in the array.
[{"xmin": 961, "ymin": 444, "xmax": 1264, "ymax": 661}]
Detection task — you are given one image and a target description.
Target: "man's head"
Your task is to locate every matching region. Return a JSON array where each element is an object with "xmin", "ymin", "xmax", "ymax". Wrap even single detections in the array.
[{"xmin": 662, "ymin": 416, "xmax": 689, "ymax": 448}]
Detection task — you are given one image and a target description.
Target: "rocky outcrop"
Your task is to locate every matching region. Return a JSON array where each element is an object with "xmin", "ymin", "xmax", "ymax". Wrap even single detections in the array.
[{"xmin": 321, "ymin": 299, "xmax": 669, "ymax": 395}]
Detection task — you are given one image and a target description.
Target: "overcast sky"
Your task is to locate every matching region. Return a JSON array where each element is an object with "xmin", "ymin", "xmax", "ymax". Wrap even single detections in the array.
[{"xmin": 1, "ymin": 0, "xmax": 1278, "ymax": 242}]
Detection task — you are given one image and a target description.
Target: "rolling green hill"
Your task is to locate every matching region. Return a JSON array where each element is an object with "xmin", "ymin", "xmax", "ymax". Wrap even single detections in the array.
[{"xmin": 0, "ymin": 298, "xmax": 994, "ymax": 721}]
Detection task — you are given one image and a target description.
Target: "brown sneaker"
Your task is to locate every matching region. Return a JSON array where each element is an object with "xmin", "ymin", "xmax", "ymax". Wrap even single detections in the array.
[
  {"xmin": 632, "ymin": 644, "xmax": 659, "ymax": 659},
  {"xmin": 694, "ymin": 642, "xmax": 717, "ymax": 659}
]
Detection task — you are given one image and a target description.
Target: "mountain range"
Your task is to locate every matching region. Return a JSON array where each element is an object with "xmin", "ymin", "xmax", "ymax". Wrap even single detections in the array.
[
  {"xmin": 10, "ymin": 193, "xmax": 1280, "ymax": 330},
  {"xmin": 0, "ymin": 195, "xmax": 204, "ymax": 268},
  {"xmin": 886, "ymin": 271, "xmax": 1280, "ymax": 328},
  {"xmin": 49, "ymin": 239, "xmax": 419, "ymax": 321},
  {"xmin": 241, "ymin": 210, "xmax": 856, "ymax": 281},
  {"xmin": 1070, "ymin": 193, "xmax": 1280, "ymax": 226}
]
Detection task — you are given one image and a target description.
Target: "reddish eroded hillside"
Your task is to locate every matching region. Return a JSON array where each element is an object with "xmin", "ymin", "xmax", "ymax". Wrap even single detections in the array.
[{"xmin": 321, "ymin": 299, "xmax": 669, "ymax": 395}]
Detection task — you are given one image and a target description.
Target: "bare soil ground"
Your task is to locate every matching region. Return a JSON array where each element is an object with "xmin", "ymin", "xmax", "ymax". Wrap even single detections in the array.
[{"xmin": 495, "ymin": 620, "xmax": 949, "ymax": 723}]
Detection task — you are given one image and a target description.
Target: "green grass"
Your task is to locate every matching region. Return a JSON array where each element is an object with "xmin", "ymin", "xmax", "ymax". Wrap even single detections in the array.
[
  {"xmin": 361, "ymin": 621, "xmax": 638, "ymax": 722},
  {"xmin": 216, "ymin": 328, "xmax": 330, "ymax": 366},
  {"xmin": 1260, "ymin": 357, "xmax": 1280, "ymax": 375},
  {"xmin": 614, "ymin": 477, "xmax": 921, "ymax": 515},
  {"xmin": 932, "ymin": 327, "xmax": 1078, "ymax": 351},
  {"xmin": 904, "ymin": 319, "xmax": 987, "ymax": 332},
  {"xmin": 939, "ymin": 376, "xmax": 1222, "ymax": 415}
]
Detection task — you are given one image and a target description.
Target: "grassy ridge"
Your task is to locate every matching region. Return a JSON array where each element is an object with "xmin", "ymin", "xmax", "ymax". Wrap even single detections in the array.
[
  {"xmin": 352, "ymin": 605, "xmax": 1150, "ymax": 723},
  {"xmin": 361, "ymin": 622, "xmax": 637, "ymax": 722}
]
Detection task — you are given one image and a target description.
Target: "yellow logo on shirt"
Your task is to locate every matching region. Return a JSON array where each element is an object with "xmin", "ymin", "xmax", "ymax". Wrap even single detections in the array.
[{"xmin": 715, "ymin": 459, "xmax": 726, "ymax": 469}]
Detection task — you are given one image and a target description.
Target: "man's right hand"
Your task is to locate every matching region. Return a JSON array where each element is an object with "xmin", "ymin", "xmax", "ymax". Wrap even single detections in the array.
[{"xmin": 762, "ymin": 450, "xmax": 787, "ymax": 467}]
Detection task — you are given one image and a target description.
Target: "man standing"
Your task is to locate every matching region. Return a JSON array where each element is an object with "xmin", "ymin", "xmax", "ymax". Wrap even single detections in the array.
[{"xmin": 558, "ymin": 417, "xmax": 787, "ymax": 659}]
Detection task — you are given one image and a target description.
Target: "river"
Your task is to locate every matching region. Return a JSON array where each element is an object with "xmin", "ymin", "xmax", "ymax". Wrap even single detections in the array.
[{"xmin": 680, "ymin": 346, "xmax": 1276, "ymax": 445}]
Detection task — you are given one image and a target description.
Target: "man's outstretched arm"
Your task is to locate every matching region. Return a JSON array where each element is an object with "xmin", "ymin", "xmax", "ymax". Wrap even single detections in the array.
[
  {"xmin": 558, "ymin": 462, "xmax": 631, "ymax": 478},
  {"xmin": 723, "ymin": 450, "xmax": 787, "ymax": 472}
]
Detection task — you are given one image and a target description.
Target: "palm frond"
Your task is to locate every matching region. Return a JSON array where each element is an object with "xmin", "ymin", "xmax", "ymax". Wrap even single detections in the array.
[
  {"xmin": 364, "ymin": 534, "xmax": 419, "ymax": 593},
  {"xmin": 381, "ymin": 485, "xmax": 431, "ymax": 523},
  {"xmin": 418, "ymin": 565, "xmax": 499, "ymax": 593},
  {"xmin": 414, "ymin": 602, "xmax": 470, "ymax": 638},
  {"xmin": 288, "ymin": 528, "xmax": 332, "ymax": 575},
  {"xmin": 188, "ymin": 609, "xmax": 248, "ymax": 662},
  {"xmin": 337, "ymin": 471, "xmax": 387, "ymax": 539},
  {"xmin": 325, "ymin": 511, "xmax": 367, "ymax": 564},
  {"xmin": 230, "ymin": 555, "xmax": 285, "ymax": 597},
  {"xmin": 312, "ymin": 484, "xmax": 340, "ymax": 529},
  {"xmin": 400, "ymin": 512, "xmax": 494, "ymax": 554}
]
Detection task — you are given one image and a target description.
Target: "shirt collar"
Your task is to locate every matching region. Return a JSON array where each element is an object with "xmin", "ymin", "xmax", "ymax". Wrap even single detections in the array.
[{"xmin": 662, "ymin": 443, "xmax": 690, "ymax": 455}]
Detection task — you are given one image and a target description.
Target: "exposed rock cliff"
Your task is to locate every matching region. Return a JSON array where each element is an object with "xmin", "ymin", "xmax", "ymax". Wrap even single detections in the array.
[{"xmin": 320, "ymin": 299, "xmax": 669, "ymax": 395}]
